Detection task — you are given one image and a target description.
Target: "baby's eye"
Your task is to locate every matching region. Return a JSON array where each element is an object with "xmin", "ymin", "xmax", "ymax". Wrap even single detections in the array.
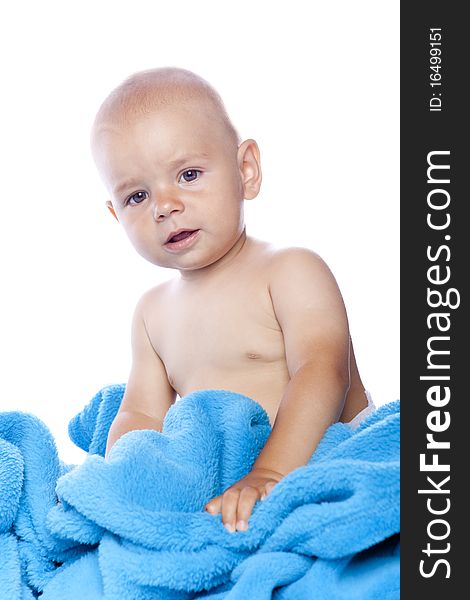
[
  {"xmin": 179, "ymin": 169, "xmax": 202, "ymax": 183},
  {"xmin": 127, "ymin": 191, "xmax": 148, "ymax": 206}
]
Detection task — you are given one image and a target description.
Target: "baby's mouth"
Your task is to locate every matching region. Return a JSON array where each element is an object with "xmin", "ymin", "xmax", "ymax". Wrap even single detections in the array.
[{"xmin": 165, "ymin": 229, "xmax": 199, "ymax": 244}]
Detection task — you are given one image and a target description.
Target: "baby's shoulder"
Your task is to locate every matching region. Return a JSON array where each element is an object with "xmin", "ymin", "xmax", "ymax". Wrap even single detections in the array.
[
  {"xmin": 255, "ymin": 244, "xmax": 340, "ymax": 303},
  {"xmin": 133, "ymin": 279, "xmax": 175, "ymax": 315},
  {"xmin": 249, "ymin": 237, "xmax": 324, "ymax": 267},
  {"xmin": 263, "ymin": 244, "xmax": 330, "ymax": 279},
  {"xmin": 262, "ymin": 245, "xmax": 344, "ymax": 311}
]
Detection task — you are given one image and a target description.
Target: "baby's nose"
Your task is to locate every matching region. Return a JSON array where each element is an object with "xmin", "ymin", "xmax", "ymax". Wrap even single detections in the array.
[{"xmin": 153, "ymin": 195, "xmax": 184, "ymax": 221}]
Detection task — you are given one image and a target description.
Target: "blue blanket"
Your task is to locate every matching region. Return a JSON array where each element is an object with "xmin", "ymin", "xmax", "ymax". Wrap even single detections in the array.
[{"xmin": 0, "ymin": 386, "xmax": 400, "ymax": 599}]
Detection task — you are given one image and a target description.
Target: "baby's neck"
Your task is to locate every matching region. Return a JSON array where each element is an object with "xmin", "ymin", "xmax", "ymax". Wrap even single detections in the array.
[{"xmin": 178, "ymin": 229, "xmax": 249, "ymax": 282}]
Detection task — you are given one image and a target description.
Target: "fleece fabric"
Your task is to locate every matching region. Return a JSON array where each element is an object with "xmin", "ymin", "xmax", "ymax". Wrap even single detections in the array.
[{"xmin": 0, "ymin": 385, "xmax": 400, "ymax": 599}]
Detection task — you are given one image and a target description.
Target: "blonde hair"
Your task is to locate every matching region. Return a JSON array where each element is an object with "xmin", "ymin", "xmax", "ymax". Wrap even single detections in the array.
[{"xmin": 91, "ymin": 66, "xmax": 240, "ymax": 147}]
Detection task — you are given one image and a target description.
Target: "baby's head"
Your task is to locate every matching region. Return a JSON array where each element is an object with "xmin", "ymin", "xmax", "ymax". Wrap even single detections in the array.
[{"xmin": 91, "ymin": 67, "xmax": 262, "ymax": 274}]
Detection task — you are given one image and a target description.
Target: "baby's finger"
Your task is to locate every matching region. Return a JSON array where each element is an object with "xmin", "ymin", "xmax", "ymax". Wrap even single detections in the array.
[
  {"xmin": 265, "ymin": 481, "xmax": 277, "ymax": 494},
  {"xmin": 205, "ymin": 496, "xmax": 222, "ymax": 515},
  {"xmin": 261, "ymin": 480, "xmax": 277, "ymax": 500},
  {"xmin": 221, "ymin": 488, "xmax": 241, "ymax": 533},
  {"xmin": 236, "ymin": 486, "xmax": 260, "ymax": 531}
]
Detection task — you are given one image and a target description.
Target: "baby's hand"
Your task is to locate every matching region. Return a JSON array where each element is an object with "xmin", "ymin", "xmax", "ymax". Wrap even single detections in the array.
[{"xmin": 204, "ymin": 467, "xmax": 284, "ymax": 532}]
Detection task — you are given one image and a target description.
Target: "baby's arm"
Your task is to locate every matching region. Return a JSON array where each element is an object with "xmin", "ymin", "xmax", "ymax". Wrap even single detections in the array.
[
  {"xmin": 205, "ymin": 248, "xmax": 350, "ymax": 530},
  {"xmin": 105, "ymin": 292, "xmax": 176, "ymax": 457},
  {"xmin": 253, "ymin": 248, "xmax": 350, "ymax": 474}
]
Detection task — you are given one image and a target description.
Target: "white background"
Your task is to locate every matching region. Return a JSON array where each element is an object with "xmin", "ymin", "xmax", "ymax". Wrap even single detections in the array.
[{"xmin": 0, "ymin": 1, "xmax": 399, "ymax": 464}]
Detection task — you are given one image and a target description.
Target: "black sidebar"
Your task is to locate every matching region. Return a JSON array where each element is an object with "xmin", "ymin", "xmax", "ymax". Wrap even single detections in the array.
[{"xmin": 401, "ymin": 2, "xmax": 468, "ymax": 597}]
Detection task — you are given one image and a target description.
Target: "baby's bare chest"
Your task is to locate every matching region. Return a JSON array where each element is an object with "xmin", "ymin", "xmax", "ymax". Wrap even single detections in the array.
[{"xmin": 147, "ymin": 280, "xmax": 286, "ymax": 387}]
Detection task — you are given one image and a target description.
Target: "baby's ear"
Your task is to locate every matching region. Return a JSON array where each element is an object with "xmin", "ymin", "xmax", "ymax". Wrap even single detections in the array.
[
  {"xmin": 237, "ymin": 139, "xmax": 262, "ymax": 200},
  {"xmin": 106, "ymin": 200, "xmax": 119, "ymax": 222}
]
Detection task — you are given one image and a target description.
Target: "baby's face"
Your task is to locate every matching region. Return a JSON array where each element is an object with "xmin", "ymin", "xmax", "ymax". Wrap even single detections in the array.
[{"xmin": 93, "ymin": 104, "xmax": 248, "ymax": 273}]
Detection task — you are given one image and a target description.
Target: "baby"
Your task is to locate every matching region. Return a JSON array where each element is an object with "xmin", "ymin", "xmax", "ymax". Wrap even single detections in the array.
[{"xmin": 91, "ymin": 67, "xmax": 373, "ymax": 533}]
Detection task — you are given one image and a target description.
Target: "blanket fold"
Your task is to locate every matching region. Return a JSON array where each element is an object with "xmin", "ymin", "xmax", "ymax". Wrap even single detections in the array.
[{"xmin": 0, "ymin": 386, "xmax": 399, "ymax": 599}]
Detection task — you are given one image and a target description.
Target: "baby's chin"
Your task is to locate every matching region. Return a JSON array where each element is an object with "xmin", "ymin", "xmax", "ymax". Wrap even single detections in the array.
[
  {"xmin": 139, "ymin": 250, "xmax": 223, "ymax": 273},
  {"xmin": 134, "ymin": 229, "xmax": 247, "ymax": 273}
]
